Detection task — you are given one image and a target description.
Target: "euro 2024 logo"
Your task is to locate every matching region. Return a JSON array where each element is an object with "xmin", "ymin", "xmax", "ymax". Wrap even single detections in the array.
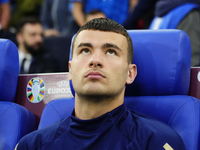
[{"xmin": 26, "ymin": 77, "xmax": 45, "ymax": 103}]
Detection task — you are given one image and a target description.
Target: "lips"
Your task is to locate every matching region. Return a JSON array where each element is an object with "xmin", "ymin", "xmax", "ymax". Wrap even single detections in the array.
[{"xmin": 86, "ymin": 71, "xmax": 105, "ymax": 79}]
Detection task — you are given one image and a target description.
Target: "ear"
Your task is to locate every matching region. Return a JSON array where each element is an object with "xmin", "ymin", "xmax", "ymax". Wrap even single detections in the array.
[
  {"xmin": 16, "ymin": 33, "xmax": 22, "ymax": 44},
  {"xmin": 126, "ymin": 64, "xmax": 137, "ymax": 84},
  {"xmin": 68, "ymin": 61, "xmax": 72, "ymax": 81}
]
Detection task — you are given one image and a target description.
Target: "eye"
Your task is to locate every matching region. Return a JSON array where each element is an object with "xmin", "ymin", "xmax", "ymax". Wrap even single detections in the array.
[
  {"xmin": 81, "ymin": 48, "xmax": 90, "ymax": 54},
  {"xmin": 106, "ymin": 49, "xmax": 116, "ymax": 55}
]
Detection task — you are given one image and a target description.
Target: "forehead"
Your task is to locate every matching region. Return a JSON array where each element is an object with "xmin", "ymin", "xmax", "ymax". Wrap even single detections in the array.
[
  {"xmin": 22, "ymin": 23, "xmax": 42, "ymax": 33},
  {"xmin": 74, "ymin": 30, "xmax": 127, "ymax": 49}
]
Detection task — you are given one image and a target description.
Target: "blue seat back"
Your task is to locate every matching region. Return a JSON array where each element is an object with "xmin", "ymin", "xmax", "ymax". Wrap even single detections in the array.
[
  {"xmin": 0, "ymin": 39, "xmax": 36, "ymax": 150},
  {"xmin": 0, "ymin": 39, "xmax": 19, "ymax": 102},
  {"xmin": 126, "ymin": 30, "xmax": 191, "ymax": 96}
]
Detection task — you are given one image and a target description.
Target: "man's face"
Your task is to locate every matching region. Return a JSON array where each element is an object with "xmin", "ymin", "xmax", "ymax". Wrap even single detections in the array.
[
  {"xmin": 20, "ymin": 23, "xmax": 43, "ymax": 55},
  {"xmin": 69, "ymin": 30, "xmax": 136, "ymax": 98}
]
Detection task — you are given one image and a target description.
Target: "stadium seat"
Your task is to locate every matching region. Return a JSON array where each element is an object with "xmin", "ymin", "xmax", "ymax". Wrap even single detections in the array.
[
  {"xmin": 0, "ymin": 39, "xmax": 36, "ymax": 150},
  {"xmin": 39, "ymin": 30, "xmax": 200, "ymax": 150}
]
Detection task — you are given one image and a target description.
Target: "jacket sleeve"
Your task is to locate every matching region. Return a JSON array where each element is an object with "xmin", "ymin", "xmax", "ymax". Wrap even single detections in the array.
[{"xmin": 40, "ymin": 0, "xmax": 53, "ymax": 30}]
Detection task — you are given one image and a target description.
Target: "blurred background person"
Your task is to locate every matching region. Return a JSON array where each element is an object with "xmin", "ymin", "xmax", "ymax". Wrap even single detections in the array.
[
  {"xmin": 150, "ymin": 0, "xmax": 200, "ymax": 67},
  {"xmin": 39, "ymin": 0, "xmax": 79, "ymax": 72},
  {"xmin": 16, "ymin": 17, "xmax": 59, "ymax": 74},
  {"xmin": 71, "ymin": 0, "xmax": 136, "ymax": 27},
  {"xmin": 40, "ymin": 0, "xmax": 79, "ymax": 38},
  {"xmin": 123, "ymin": 0, "xmax": 158, "ymax": 29},
  {"xmin": 4, "ymin": 0, "xmax": 42, "ymax": 45}
]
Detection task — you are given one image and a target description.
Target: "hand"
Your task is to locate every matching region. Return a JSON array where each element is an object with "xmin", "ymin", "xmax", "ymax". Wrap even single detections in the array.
[{"xmin": 44, "ymin": 29, "xmax": 60, "ymax": 37}]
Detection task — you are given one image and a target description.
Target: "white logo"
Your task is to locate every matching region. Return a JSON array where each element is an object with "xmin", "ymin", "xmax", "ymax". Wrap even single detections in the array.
[{"xmin": 197, "ymin": 71, "xmax": 200, "ymax": 82}]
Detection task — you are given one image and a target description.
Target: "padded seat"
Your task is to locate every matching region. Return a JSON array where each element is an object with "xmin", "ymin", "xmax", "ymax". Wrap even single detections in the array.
[{"xmin": 0, "ymin": 39, "xmax": 36, "ymax": 150}]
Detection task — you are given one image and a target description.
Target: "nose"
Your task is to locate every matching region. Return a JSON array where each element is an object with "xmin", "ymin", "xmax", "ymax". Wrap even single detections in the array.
[
  {"xmin": 89, "ymin": 51, "xmax": 103, "ymax": 68},
  {"xmin": 36, "ymin": 34, "xmax": 43, "ymax": 43}
]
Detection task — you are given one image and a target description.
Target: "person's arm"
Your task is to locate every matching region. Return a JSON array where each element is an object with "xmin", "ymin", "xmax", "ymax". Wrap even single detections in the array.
[
  {"xmin": 40, "ymin": 0, "xmax": 53, "ymax": 30},
  {"xmin": 145, "ymin": 124, "xmax": 186, "ymax": 150},
  {"xmin": 129, "ymin": 0, "xmax": 138, "ymax": 12},
  {"xmin": 43, "ymin": 29, "xmax": 60, "ymax": 37},
  {"xmin": 0, "ymin": 1, "xmax": 10, "ymax": 29},
  {"xmin": 40, "ymin": 0, "xmax": 60, "ymax": 37},
  {"xmin": 72, "ymin": 2, "xmax": 85, "ymax": 27}
]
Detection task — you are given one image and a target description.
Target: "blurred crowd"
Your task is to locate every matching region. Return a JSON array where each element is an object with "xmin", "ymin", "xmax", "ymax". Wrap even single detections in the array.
[{"xmin": 1, "ymin": 0, "xmax": 200, "ymax": 73}]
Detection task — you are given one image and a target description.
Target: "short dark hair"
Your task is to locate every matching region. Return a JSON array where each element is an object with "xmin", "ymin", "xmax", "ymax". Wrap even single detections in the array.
[
  {"xmin": 72, "ymin": 18, "xmax": 133, "ymax": 64},
  {"xmin": 17, "ymin": 17, "xmax": 41, "ymax": 33}
]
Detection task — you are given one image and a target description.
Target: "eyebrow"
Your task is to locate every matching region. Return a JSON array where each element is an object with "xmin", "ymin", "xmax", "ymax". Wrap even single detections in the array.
[
  {"xmin": 77, "ymin": 43, "xmax": 93, "ymax": 48},
  {"xmin": 76, "ymin": 42, "xmax": 122, "ymax": 52},
  {"xmin": 102, "ymin": 43, "xmax": 122, "ymax": 52}
]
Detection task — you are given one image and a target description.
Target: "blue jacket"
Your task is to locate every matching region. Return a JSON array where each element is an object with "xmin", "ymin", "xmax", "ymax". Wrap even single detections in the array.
[{"xmin": 17, "ymin": 104, "xmax": 186, "ymax": 150}]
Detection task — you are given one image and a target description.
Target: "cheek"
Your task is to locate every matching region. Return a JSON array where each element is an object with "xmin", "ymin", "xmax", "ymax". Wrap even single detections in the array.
[
  {"xmin": 70, "ymin": 61, "xmax": 83, "ymax": 78},
  {"xmin": 115, "ymin": 64, "xmax": 129, "ymax": 79}
]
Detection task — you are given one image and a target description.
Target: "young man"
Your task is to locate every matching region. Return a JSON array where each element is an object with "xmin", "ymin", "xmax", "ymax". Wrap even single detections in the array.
[
  {"xmin": 17, "ymin": 17, "xmax": 59, "ymax": 74},
  {"xmin": 16, "ymin": 18, "xmax": 186, "ymax": 149}
]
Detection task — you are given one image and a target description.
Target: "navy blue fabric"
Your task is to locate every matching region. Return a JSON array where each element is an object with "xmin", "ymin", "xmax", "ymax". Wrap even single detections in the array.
[
  {"xmin": 150, "ymin": 3, "xmax": 200, "ymax": 29},
  {"xmin": 19, "ymin": 104, "xmax": 185, "ymax": 149},
  {"xmin": 69, "ymin": 30, "xmax": 191, "ymax": 97},
  {"xmin": 38, "ymin": 96, "xmax": 200, "ymax": 150},
  {"xmin": 124, "ymin": 96, "xmax": 200, "ymax": 150},
  {"xmin": 0, "ymin": 39, "xmax": 19, "ymax": 102},
  {"xmin": 155, "ymin": 0, "xmax": 200, "ymax": 16}
]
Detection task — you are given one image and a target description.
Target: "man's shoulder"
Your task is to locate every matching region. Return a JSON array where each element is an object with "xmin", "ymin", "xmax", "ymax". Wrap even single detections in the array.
[
  {"xmin": 119, "ymin": 109, "xmax": 186, "ymax": 149},
  {"xmin": 17, "ymin": 118, "xmax": 70, "ymax": 149},
  {"xmin": 126, "ymin": 109, "xmax": 179, "ymax": 137}
]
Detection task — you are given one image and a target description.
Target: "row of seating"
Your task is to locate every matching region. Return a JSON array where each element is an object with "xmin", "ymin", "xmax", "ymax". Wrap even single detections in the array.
[{"xmin": 0, "ymin": 30, "xmax": 200, "ymax": 150}]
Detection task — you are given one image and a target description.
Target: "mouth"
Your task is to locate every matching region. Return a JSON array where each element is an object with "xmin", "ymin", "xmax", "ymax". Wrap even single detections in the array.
[{"xmin": 85, "ymin": 71, "xmax": 105, "ymax": 79}]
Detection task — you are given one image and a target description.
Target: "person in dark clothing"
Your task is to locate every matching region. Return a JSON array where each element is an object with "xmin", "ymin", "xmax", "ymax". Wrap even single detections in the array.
[
  {"xmin": 16, "ymin": 17, "xmax": 59, "ymax": 74},
  {"xmin": 123, "ymin": 0, "xmax": 158, "ymax": 29},
  {"xmin": 150, "ymin": 0, "xmax": 200, "ymax": 67},
  {"xmin": 40, "ymin": 0, "xmax": 79, "ymax": 38},
  {"xmin": 16, "ymin": 18, "xmax": 186, "ymax": 150},
  {"xmin": 155, "ymin": 0, "xmax": 200, "ymax": 16}
]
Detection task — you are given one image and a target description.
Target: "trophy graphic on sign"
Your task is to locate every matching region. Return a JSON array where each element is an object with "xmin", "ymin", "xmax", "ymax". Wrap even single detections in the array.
[{"xmin": 27, "ymin": 77, "xmax": 45, "ymax": 103}]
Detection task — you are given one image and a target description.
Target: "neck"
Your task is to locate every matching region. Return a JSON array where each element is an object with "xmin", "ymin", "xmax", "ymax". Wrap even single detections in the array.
[
  {"xmin": 74, "ymin": 92, "xmax": 124, "ymax": 120},
  {"xmin": 18, "ymin": 44, "xmax": 28, "ymax": 54}
]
